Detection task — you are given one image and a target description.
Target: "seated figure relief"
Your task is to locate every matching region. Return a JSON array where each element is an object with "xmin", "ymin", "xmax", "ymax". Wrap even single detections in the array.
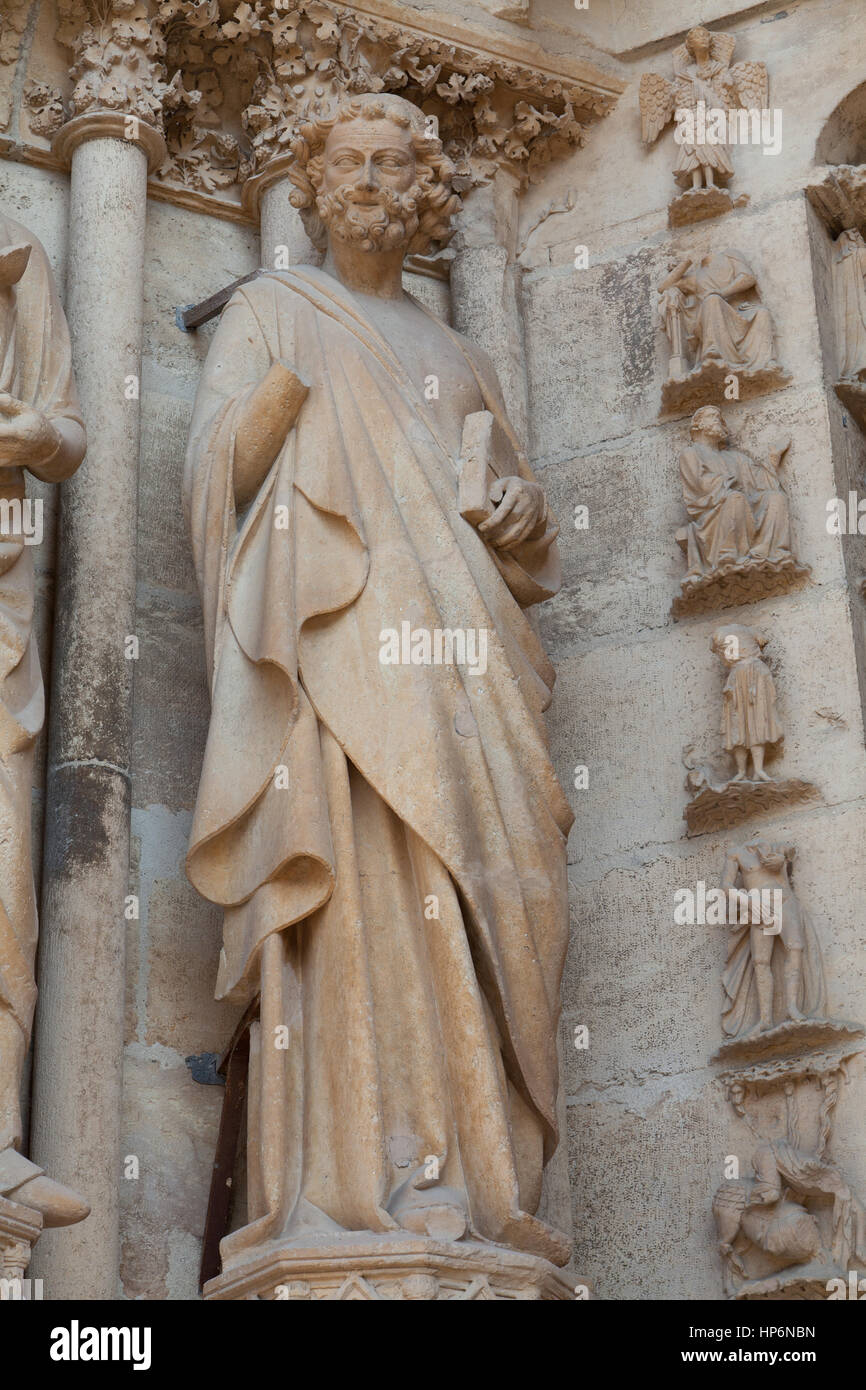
[
  {"xmin": 658, "ymin": 250, "xmax": 789, "ymax": 414},
  {"xmin": 673, "ymin": 406, "xmax": 809, "ymax": 615},
  {"xmin": 713, "ymin": 1138, "xmax": 866, "ymax": 1299}
]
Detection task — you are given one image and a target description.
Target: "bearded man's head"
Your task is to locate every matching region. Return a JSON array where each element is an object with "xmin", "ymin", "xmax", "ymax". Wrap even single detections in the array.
[{"xmin": 288, "ymin": 93, "xmax": 461, "ymax": 258}]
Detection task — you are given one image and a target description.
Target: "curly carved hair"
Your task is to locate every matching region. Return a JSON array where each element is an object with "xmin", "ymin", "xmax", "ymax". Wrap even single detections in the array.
[
  {"xmin": 287, "ymin": 93, "xmax": 461, "ymax": 257},
  {"xmin": 690, "ymin": 404, "xmax": 727, "ymax": 438}
]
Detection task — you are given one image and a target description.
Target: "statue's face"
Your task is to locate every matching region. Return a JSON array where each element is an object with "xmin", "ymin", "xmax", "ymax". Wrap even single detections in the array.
[
  {"xmin": 319, "ymin": 117, "xmax": 421, "ymax": 253},
  {"xmin": 686, "ymin": 27, "xmax": 711, "ymax": 60},
  {"xmin": 693, "ymin": 408, "xmax": 726, "ymax": 444}
]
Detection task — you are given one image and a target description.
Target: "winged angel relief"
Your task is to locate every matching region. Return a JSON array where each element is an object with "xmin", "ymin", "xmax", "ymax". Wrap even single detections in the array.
[{"xmin": 639, "ymin": 26, "xmax": 769, "ymax": 226}]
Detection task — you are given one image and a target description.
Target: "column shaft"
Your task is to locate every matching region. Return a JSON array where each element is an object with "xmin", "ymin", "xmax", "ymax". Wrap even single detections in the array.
[
  {"xmin": 30, "ymin": 133, "xmax": 146, "ymax": 1300},
  {"xmin": 450, "ymin": 168, "xmax": 529, "ymax": 445},
  {"xmin": 260, "ymin": 178, "xmax": 320, "ymax": 270}
]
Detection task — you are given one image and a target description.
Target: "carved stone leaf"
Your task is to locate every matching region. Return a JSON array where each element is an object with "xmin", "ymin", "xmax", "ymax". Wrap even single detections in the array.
[{"xmin": 22, "ymin": 80, "xmax": 67, "ymax": 137}]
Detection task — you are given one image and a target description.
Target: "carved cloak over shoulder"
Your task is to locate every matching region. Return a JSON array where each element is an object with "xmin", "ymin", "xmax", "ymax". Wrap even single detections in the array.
[{"xmin": 183, "ymin": 267, "xmax": 573, "ymax": 1260}]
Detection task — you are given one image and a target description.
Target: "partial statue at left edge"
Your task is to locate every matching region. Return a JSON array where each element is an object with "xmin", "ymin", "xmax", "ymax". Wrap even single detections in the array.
[{"xmin": 0, "ymin": 210, "xmax": 90, "ymax": 1236}]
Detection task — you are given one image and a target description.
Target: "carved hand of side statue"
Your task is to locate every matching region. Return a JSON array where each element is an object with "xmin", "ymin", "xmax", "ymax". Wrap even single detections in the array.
[
  {"xmin": 0, "ymin": 392, "xmax": 84, "ymax": 480},
  {"xmin": 477, "ymin": 477, "xmax": 548, "ymax": 550},
  {"xmin": 233, "ymin": 359, "xmax": 309, "ymax": 510}
]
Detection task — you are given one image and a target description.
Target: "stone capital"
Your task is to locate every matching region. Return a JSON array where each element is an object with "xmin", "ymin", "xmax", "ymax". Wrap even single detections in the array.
[
  {"xmin": 55, "ymin": 0, "xmax": 173, "ymax": 131},
  {"xmin": 52, "ymin": 110, "xmax": 167, "ymax": 172}
]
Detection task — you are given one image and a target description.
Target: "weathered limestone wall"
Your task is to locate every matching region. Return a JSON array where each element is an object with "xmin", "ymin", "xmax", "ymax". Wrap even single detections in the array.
[{"xmin": 517, "ymin": 0, "xmax": 866, "ymax": 1297}]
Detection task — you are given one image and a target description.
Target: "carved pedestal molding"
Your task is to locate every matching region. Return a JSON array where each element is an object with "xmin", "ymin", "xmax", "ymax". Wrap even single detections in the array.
[
  {"xmin": 0, "ymin": 1197, "xmax": 42, "ymax": 1298},
  {"xmin": 204, "ymin": 1236, "xmax": 580, "ymax": 1302},
  {"xmin": 29, "ymin": 15, "xmax": 167, "ymax": 1301}
]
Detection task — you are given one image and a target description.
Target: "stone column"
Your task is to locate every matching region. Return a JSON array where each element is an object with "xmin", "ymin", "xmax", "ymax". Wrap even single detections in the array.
[
  {"xmin": 29, "ymin": 111, "xmax": 165, "ymax": 1301},
  {"xmin": 450, "ymin": 166, "xmax": 529, "ymax": 446},
  {"xmin": 243, "ymin": 157, "xmax": 321, "ymax": 271}
]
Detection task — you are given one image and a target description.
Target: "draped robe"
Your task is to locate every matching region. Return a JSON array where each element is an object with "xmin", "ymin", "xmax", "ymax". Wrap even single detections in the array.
[
  {"xmin": 720, "ymin": 655, "xmax": 782, "ymax": 752},
  {"xmin": 832, "ymin": 229, "xmax": 866, "ymax": 381},
  {"xmin": 679, "ymin": 440, "xmax": 753, "ymax": 577},
  {"xmin": 672, "ymin": 61, "xmax": 736, "ymax": 186},
  {"xmin": 0, "ymin": 213, "xmax": 83, "ymax": 1152},
  {"xmin": 183, "ymin": 267, "xmax": 573, "ymax": 1266},
  {"xmin": 679, "ymin": 252, "xmax": 777, "ymax": 374}
]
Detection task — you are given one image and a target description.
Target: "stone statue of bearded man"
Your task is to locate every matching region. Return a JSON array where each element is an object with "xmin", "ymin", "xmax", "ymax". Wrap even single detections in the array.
[{"xmin": 185, "ymin": 93, "xmax": 574, "ymax": 1299}]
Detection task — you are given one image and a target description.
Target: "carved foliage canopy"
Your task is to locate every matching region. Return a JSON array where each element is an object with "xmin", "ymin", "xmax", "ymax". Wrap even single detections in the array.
[{"xmin": 27, "ymin": 0, "xmax": 619, "ymax": 201}]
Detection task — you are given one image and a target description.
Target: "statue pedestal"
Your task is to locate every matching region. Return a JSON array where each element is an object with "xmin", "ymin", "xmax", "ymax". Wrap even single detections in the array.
[
  {"xmin": 672, "ymin": 555, "xmax": 811, "ymax": 618},
  {"xmin": 203, "ymin": 1234, "xmax": 581, "ymax": 1301},
  {"xmin": 684, "ymin": 776, "xmax": 820, "ymax": 835},
  {"xmin": 668, "ymin": 185, "xmax": 736, "ymax": 228},
  {"xmin": 661, "ymin": 362, "xmax": 791, "ymax": 417},
  {"xmin": 0, "ymin": 1195, "xmax": 42, "ymax": 1293}
]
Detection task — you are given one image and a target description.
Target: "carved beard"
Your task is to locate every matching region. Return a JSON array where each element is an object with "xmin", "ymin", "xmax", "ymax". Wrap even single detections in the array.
[{"xmin": 316, "ymin": 183, "xmax": 422, "ymax": 252}]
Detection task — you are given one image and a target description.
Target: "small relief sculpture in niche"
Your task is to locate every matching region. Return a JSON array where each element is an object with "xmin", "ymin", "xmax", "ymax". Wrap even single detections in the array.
[
  {"xmin": 714, "ymin": 624, "xmax": 780, "ymax": 784},
  {"xmin": 658, "ymin": 250, "xmax": 789, "ymax": 414},
  {"xmin": 673, "ymin": 406, "xmax": 809, "ymax": 616},
  {"xmin": 710, "ymin": 841, "xmax": 864, "ymax": 1065},
  {"xmin": 639, "ymin": 26, "xmax": 767, "ymax": 227},
  {"xmin": 0, "ymin": 213, "xmax": 89, "ymax": 1237},
  {"xmin": 718, "ymin": 843, "xmax": 823, "ymax": 1046},
  {"xmin": 184, "ymin": 93, "xmax": 572, "ymax": 1300},
  {"xmin": 713, "ymin": 1135, "xmax": 866, "ymax": 1299},
  {"xmin": 831, "ymin": 227, "xmax": 866, "ymax": 430},
  {"xmin": 684, "ymin": 625, "xmax": 818, "ymax": 834}
]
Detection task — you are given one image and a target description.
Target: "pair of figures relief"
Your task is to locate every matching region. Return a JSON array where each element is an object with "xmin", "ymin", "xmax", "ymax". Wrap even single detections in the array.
[
  {"xmin": 640, "ymin": 26, "xmax": 768, "ymax": 227},
  {"xmin": 658, "ymin": 249, "xmax": 789, "ymax": 414},
  {"xmin": 713, "ymin": 1132, "xmax": 866, "ymax": 1299}
]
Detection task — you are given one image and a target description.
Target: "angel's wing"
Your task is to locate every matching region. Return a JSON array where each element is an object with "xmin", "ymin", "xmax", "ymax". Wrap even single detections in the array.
[
  {"xmin": 709, "ymin": 31, "xmax": 737, "ymax": 68},
  {"xmin": 639, "ymin": 71, "xmax": 676, "ymax": 143},
  {"xmin": 730, "ymin": 60, "xmax": 769, "ymax": 110}
]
